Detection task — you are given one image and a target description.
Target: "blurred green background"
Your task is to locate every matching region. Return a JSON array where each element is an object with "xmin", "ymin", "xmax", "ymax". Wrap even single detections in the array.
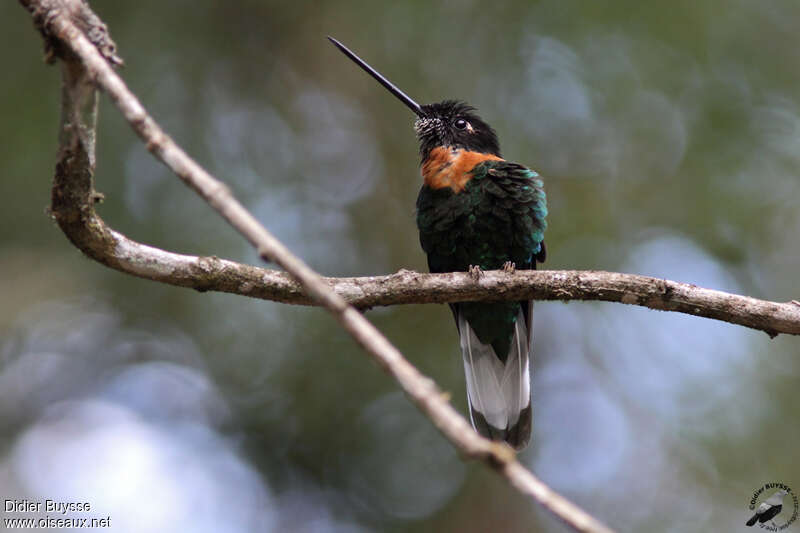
[{"xmin": 2, "ymin": 1, "xmax": 799, "ymax": 531}]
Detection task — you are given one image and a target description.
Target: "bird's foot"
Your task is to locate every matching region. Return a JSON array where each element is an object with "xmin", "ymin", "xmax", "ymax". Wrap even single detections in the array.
[
  {"xmin": 502, "ymin": 261, "xmax": 516, "ymax": 274},
  {"xmin": 791, "ymin": 300, "xmax": 800, "ymax": 307},
  {"xmin": 468, "ymin": 265, "xmax": 483, "ymax": 281}
]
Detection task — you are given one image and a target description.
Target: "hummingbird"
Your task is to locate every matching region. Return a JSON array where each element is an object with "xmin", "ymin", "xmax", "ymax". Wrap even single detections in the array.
[{"xmin": 329, "ymin": 37, "xmax": 547, "ymax": 450}]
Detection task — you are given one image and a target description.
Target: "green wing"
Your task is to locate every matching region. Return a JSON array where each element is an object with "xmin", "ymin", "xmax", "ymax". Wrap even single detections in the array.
[
  {"xmin": 415, "ymin": 159, "xmax": 548, "ymax": 449},
  {"xmin": 416, "ymin": 159, "xmax": 547, "ymax": 274}
]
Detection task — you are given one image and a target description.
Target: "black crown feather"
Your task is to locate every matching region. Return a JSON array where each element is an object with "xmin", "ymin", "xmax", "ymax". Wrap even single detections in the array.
[{"xmin": 414, "ymin": 100, "xmax": 501, "ymax": 160}]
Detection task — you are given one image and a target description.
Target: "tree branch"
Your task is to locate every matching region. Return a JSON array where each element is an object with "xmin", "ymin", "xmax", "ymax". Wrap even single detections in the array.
[
  {"xmin": 33, "ymin": 206, "xmax": 800, "ymax": 338},
  {"xmin": 22, "ymin": 1, "xmax": 615, "ymax": 532},
  {"xmin": 24, "ymin": 7, "xmax": 800, "ymax": 343}
]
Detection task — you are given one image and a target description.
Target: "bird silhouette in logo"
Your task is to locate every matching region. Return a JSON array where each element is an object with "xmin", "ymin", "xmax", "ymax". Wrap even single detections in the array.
[{"xmin": 747, "ymin": 489, "xmax": 789, "ymax": 527}]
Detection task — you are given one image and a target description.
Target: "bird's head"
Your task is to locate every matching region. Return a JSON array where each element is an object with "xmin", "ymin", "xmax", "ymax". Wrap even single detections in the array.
[
  {"xmin": 328, "ymin": 37, "xmax": 500, "ymax": 161},
  {"xmin": 414, "ymin": 100, "xmax": 500, "ymax": 161}
]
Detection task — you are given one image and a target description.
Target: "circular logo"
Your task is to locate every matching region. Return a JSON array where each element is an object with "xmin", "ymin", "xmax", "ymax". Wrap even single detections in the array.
[{"xmin": 747, "ymin": 482, "xmax": 798, "ymax": 530}]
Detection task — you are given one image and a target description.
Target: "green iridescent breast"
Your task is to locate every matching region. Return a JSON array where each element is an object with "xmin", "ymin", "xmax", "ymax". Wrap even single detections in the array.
[
  {"xmin": 415, "ymin": 159, "xmax": 548, "ymax": 357},
  {"xmin": 416, "ymin": 159, "xmax": 547, "ymax": 273}
]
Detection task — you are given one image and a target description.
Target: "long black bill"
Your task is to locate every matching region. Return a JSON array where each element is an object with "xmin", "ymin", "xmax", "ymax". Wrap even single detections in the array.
[{"xmin": 328, "ymin": 36, "xmax": 424, "ymax": 117}]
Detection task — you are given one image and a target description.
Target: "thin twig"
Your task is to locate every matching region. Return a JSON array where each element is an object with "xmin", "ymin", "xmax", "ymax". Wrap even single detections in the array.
[{"xmin": 22, "ymin": 0, "xmax": 615, "ymax": 532}]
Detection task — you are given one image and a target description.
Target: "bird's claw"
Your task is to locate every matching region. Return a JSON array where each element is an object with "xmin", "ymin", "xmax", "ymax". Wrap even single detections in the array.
[
  {"xmin": 468, "ymin": 265, "xmax": 483, "ymax": 281},
  {"xmin": 502, "ymin": 261, "xmax": 516, "ymax": 273}
]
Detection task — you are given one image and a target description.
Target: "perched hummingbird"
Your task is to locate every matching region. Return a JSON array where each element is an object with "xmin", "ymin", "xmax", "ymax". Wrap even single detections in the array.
[{"xmin": 329, "ymin": 37, "xmax": 547, "ymax": 450}]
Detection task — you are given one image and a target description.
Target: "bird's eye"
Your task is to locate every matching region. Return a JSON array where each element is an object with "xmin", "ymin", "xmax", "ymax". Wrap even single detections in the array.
[{"xmin": 454, "ymin": 119, "xmax": 468, "ymax": 130}]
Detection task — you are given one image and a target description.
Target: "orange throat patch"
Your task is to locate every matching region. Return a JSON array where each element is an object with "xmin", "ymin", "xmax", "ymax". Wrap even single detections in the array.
[{"xmin": 421, "ymin": 146, "xmax": 503, "ymax": 193}]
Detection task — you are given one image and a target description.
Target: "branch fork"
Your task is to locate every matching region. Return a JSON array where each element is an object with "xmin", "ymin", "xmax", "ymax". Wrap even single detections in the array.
[{"xmin": 17, "ymin": 1, "xmax": 800, "ymax": 531}]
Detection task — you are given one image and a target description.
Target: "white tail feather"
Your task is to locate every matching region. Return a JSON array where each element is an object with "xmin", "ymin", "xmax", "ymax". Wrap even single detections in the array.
[{"xmin": 458, "ymin": 308, "xmax": 531, "ymax": 433}]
